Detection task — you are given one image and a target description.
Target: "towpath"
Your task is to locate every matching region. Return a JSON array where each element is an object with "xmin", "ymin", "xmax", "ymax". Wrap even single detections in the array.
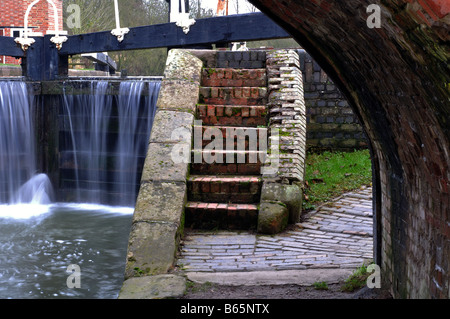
[{"xmin": 177, "ymin": 186, "xmax": 373, "ymax": 286}]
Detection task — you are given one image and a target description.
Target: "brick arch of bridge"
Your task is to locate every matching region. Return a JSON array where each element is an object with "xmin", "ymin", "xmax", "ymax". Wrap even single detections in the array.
[{"xmin": 249, "ymin": 0, "xmax": 449, "ymax": 298}]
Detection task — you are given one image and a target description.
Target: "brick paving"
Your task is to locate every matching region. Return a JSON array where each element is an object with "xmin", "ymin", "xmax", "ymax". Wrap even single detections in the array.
[{"xmin": 177, "ymin": 186, "xmax": 373, "ymax": 273}]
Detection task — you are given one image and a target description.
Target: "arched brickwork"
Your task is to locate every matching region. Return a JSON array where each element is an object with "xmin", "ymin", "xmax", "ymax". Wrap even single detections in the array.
[
  {"xmin": 249, "ymin": 0, "xmax": 449, "ymax": 298},
  {"xmin": 0, "ymin": 0, "xmax": 63, "ymax": 64}
]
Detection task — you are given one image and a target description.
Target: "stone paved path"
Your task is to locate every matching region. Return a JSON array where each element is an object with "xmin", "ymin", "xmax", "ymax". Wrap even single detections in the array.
[{"xmin": 177, "ymin": 186, "xmax": 373, "ymax": 273}]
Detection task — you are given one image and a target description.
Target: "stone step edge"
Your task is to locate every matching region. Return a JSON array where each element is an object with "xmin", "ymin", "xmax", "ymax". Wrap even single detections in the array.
[
  {"xmin": 199, "ymin": 86, "xmax": 268, "ymax": 90},
  {"xmin": 192, "ymin": 124, "xmax": 268, "ymax": 129},
  {"xmin": 192, "ymin": 125, "xmax": 268, "ymax": 138},
  {"xmin": 197, "ymin": 104, "xmax": 269, "ymax": 111},
  {"xmin": 188, "ymin": 175, "xmax": 262, "ymax": 183},
  {"xmin": 197, "ymin": 104, "xmax": 268, "ymax": 121},
  {"xmin": 202, "ymin": 67, "xmax": 267, "ymax": 73},
  {"xmin": 190, "ymin": 150, "xmax": 268, "ymax": 160},
  {"xmin": 196, "ymin": 104, "xmax": 267, "ymax": 109},
  {"xmin": 185, "ymin": 202, "xmax": 259, "ymax": 211}
]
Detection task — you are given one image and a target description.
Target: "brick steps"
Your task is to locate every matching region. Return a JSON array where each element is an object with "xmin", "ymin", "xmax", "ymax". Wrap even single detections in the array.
[
  {"xmin": 185, "ymin": 202, "xmax": 259, "ymax": 230},
  {"xmin": 186, "ymin": 65, "xmax": 267, "ymax": 231},
  {"xmin": 194, "ymin": 125, "xmax": 268, "ymax": 149},
  {"xmin": 188, "ymin": 175, "xmax": 262, "ymax": 203},
  {"xmin": 197, "ymin": 104, "xmax": 267, "ymax": 126},
  {"xmin": 201, "ymin": 68, "xmax": 267, "ymax": 87},
  {"xmin": 199, "ymin": 87, "xmax": 267, "ymax": 106},
  {"xmin": 191, "ymin": 150, "xmax": 265, "ymax": 175}
]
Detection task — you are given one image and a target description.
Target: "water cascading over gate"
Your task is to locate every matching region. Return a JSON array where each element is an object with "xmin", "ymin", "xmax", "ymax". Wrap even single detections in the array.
[
  {"xmin": 0, "ymin": 79, "xmax": 161, "ymax": 208},
  {"xmin": 0, "ymin": 81, "xmax": 53, "ymax": 206},
  {"xmin": 58, "ymin": 80, "xmax": 161, "ymax": 207}
]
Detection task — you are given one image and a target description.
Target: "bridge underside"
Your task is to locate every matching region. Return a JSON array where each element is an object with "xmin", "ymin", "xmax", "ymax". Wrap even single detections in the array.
[{"xmin": 247, "ymin": 0, "xmax": 449, "ymax": 299}]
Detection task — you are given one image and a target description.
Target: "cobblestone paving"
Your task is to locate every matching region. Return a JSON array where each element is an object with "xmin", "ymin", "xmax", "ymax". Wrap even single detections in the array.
[{"xmin": 177, "ymin": 186, "xmax": 373, "ymax": 273}]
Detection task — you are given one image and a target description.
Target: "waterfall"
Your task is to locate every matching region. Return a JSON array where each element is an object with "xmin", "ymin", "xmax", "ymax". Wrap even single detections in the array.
[
  {"xmin": 60, "ymin": 80, "xmax": 161, "ymax": 206},
  {"xmin": 0, "ymin": 81, "xmax": 53, "ymax": 205},
  {"xmin": 0, "ymin": 79, "xmax": 160, "ymax": 208},
  {"xmin": 61, "ymin": 81, "xmax": 113, "ymax": 204}
]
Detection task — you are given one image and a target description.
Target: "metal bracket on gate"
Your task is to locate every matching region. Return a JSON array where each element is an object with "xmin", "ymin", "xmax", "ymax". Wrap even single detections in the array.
[
  {"xmin": 111, "ymin": 0, "xmax": 130, "ymax": 42},
  {"xmin": 170, "ymin": 0, "xmax": 196, "ymax": 34}
]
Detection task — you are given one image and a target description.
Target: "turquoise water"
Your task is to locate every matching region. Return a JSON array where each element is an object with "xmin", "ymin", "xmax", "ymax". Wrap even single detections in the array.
[{"xmin": 0, "ymin": 203, "xmax": 133, "ymax": 299}]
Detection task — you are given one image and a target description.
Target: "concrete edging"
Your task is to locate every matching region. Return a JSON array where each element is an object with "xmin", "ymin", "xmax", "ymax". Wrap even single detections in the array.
[{"xmin": 186, "ymin": 269, "xmax": 355, "ymax": 287}]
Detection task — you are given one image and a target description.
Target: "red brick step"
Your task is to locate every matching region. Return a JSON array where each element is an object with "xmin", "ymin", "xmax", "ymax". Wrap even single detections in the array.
[
  {"xmin": 188, "ymin": 175, "xmax": 262, "ymax": 203},
  {"xmin": 191, "ymin": 150, "xmax": 266, "ymax": 175},
  {"xmin": 185, "ymin": 202, "xmax": 259, "ymax": 230},
  {"xmin": 194, "ymin": 125, "xmax": 268, "ymax": 150},
  {"xmin": 199, "ymin": 87, "xmax": 267, "ymax": 106},
  {"xmin": 201, "ymin": 68, "xmax": 267, "ymax": 87},
  {"xmin": 197, "ymin": 104, "xmax": 267, "ymax": 126}
]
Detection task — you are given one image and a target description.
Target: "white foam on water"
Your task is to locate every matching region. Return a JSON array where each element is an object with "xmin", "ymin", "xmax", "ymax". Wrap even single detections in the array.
[
  {"xmin": 53, "ymin": 202, "xmax": 134, "ymax": 215},
  {"xmin": 0, "ymin": 202, "xmax": 134, "ymax": 220},
  {"xmin": 0, "ymin": 203, "xmax": 52, "ymax": 219}
]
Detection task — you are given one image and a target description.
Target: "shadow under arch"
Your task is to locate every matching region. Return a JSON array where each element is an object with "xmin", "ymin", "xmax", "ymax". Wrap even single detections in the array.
[{"xmin": 249, "ymin": 0, "xmax": 449, "ymax": 298}]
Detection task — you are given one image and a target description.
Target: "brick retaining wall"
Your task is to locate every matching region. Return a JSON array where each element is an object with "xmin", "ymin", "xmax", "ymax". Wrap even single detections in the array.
[
  {"xmin": 196, "ymin": 49, "xmax": 367, "ymax": 151},
  {"xmin": 296, "ymin": 49, "xmax": 367, "ymax": 151}
]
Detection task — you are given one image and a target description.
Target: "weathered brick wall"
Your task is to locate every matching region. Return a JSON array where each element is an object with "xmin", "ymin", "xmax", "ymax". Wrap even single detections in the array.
[
  {"xmin": 297, "ymin": 49, "xmax": 367, "ymax": 150},
  {"xmin": 250, "ymin": 0, "xmax": 449, "ymax": 298}
]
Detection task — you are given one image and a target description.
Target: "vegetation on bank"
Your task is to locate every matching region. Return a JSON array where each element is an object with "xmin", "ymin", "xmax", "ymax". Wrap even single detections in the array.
[
  {"xmin": 341, "ymin": 262, "xmax": 374, "ymax": 292},
  {"xmin": 302, "ymin": 149, "xmax": 372, "ymax": 211}
]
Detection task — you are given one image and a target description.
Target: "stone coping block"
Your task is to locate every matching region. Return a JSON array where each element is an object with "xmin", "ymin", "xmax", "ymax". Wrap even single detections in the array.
[
  {"xmin": 257, "ymin": 201, "xmax": 289, "ymax": 234},
  {"xmin": 141, "ymin": 142, "xmax": 191, "ymax": 183},
  {"xmin": 119, "ymin": 274, "xmax": 186, "ymax": 299},
  {"xmin": 125, "ymin": 221, "xmax": 181, "ymax": 278},
  {"xmin": 187, "ymin": 269, "xmax": 354, "ymax": 286},
  {"xmin": 260, "ymin": 182, "xmax": 303, "ymax": 224},
  {"xmin": 156, "ymin": 49, "xmax": 203, "ymax": 113},
  {"xmin": 133, "ymin": 181, "xmax": 186, "ymax": 225},
  {"xmin": 163, "ymin": 49, "xmax": 203, "ymax": 82},
  {"xmin": 156, "ymin": 80, "xmax": 199, "ymax": 113},
  {"xmin": 150, "ymin": 110, "xmax": 194, "ymax": 143}
]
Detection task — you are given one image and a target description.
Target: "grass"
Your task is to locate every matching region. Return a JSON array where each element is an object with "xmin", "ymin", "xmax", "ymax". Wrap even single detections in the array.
[
  {"xmin": 341, "ymin": 262, "xmax": 373, "ymax": 292},
  {"xmin": 185, "ymin": 281, "xmax": 215, "ymax": 294},
  {"xmin": 303, "ymin": 149, "xmax": 372, "ymax": 211},
  {"xmin": 313, "ymin": 281, "xmax": 329, "ymax": 290}
]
